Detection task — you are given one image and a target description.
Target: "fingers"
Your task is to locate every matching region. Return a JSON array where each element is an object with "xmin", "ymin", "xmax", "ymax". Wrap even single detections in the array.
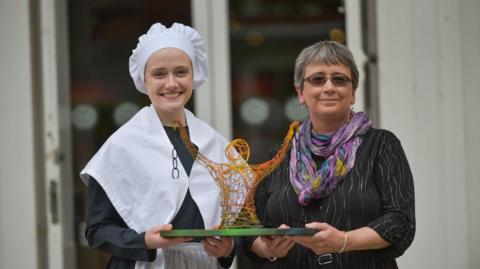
[
  {"xmin": 291, "ymin": 223, "xmax": 344, "ymax": 255},
  {"xmin": 202, "ymin": 239, "xmax": 217, "ymax": 256},
  {"xmin": 278, "ymin": 224, "xmax": 290, "ymax": 229},
  {"xmin": 260, "ymin": 235, "xmax": 274, "ymax": 244},
  {"xmin": 204, "ymin": 236, "xmax": 227, "ymax": 248},
  {"xmin": 145, "ymin": 224, "xmax": 194, "ymax": 249},
  {"xmin": 277, "ymin": 240, "xmax": 296, "ymax": 257},
  {"xmin": 261, "ymin": 235, "xmax": 295, "ymax": 258},
  {"xmin": 293, "ymin": 230, "xmax": 318, "ymax": 241},
  {"xmin": 274, "ymin": 238, "xmax": 295, "ymax": 257},
  {"xmin": 202, "ymin": 239, "xmax": 229, "ymax": 257},
  {"xmin": 278, "ymin": 237, "xmax": 294, "ymax": 249},
  {"xmin": 292, "ymin": 236, "xmax": 313, "ymax": 247},
  {"xmin": 305, "ymin": 222, "xmax": 329, "ymax": 230},
  {"xmin": 153, "ymin": 224, "xmax": 174, "ymax": 232},
  {"xmin": 159, "ymin": 224, "xmax": 173, "ymax": 231},
  {"xmin": 202, "ymin": 236, "xmax": 234, "ymax": 257},
  {"xmin": 147, "ymin": 224, "xmax": 172, "ymax": 236},
  {"xmin": 271, "ymin": 236, "xmax": 292, "ymax": 246},
  {"xmin": 203, "ymin": 225, "xmax": 232, "ymax": 257}
]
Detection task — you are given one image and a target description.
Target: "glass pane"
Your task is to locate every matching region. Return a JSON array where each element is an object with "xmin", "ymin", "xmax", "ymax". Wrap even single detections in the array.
[
  {"xmin": 229, "ymin": 0, "xmax": 347, "ymax": 167},
  {"xmin": 68, "ymin": 1, "xmax": 191, "ymax": 268}
]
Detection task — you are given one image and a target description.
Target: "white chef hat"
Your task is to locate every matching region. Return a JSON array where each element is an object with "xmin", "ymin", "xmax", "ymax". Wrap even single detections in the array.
[{"xmin": 129, "ymin": 22, "xmax": 208, "ymax": 94}]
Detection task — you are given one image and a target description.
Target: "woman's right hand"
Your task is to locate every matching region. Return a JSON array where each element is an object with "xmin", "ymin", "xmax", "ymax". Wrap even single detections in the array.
[
  {"xmin": 145, "ymin": 224, "xmax": 193, "ymax": 249},
  {"xmin": 252, "ymin": 224, "xmax": 295, "ymax": 260}
]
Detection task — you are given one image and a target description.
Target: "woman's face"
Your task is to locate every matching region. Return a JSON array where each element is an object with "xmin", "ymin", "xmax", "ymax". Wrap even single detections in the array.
[
  {"xmin": 144, "ymin": 48, "xmax": 193, "ymax": 123},
  {"xmin": 296, "ymin": 62, "xmax": 355, "ymax": 125}
]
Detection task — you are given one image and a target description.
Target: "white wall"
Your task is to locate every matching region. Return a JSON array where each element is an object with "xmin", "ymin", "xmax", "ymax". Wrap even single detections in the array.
[
  {"xmin": 459, "ymin": 1, "xmax": 480, "ymax": 268},
  {"xmin": 0, "ymin": 1, "xmax": 40, "ymax": 269},
  {"xmin": 377, "ymin": 1, "xmax": 479, "ymax": 268},
  {"xmin": 192, "ymin": 0, "xmax": 233, "ymax": 140}
]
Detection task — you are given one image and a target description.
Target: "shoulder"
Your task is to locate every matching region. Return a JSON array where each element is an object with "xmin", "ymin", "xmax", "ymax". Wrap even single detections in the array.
[
  {"xmin": 364, "ymin": 128, "xmax": 400, "ymax": 144},
  {"xmin": 361, "ymin": 128, "xmax": 405, "ymax": 156}
]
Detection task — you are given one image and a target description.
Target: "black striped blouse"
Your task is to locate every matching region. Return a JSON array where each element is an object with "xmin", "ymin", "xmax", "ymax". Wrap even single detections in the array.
[{"xmin": 242, "ymin": 128, "xmax": 415, "ymax": 269}]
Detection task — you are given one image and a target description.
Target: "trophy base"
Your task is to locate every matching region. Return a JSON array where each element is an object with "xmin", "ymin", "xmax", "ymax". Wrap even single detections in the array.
[{"xmin": 160, "ymin": 227, "xmax": 317, "ymax": 238}]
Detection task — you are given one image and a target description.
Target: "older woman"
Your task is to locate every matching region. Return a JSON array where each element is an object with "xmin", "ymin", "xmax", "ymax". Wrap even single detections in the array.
[
  {"xmin": 80, "ymin": 22, "xmax": 235, "ymax": 269},
  {"xmin": 242, "ymin": 41, "xmax": 415, "ymax": 268}
]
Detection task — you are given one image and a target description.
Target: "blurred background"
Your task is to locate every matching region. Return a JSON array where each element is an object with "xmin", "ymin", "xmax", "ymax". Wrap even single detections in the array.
[{"xmin": 1, "ymin": 0, "xmax": 479, "ymax": 268}]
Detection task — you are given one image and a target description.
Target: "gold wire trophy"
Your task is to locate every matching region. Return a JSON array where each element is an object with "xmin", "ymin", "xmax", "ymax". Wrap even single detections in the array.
[{"xmin": 161, "ymin": 121, "xmax": 316, "ymax": 237}]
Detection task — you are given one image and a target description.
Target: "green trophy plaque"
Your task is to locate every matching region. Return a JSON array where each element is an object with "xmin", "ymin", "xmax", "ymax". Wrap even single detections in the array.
[
  {"xmin": 161, "ymin": 227, "xmax": 317, "ymax": 238},
  {"xmin": 160, "ymin": 121, "xmax": 316, "ymax": 238}
]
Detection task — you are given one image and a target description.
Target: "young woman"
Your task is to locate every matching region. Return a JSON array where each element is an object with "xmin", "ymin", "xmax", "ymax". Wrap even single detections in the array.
[{"xmin": 80, "ymin": 22, "xmax": 235, "ymax": 269}]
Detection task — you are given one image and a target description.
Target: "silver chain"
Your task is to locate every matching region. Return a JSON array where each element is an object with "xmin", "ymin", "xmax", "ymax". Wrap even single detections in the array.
[{"xmin": 171, "ymin": 147, "xmax": 179, "ymax": 179}]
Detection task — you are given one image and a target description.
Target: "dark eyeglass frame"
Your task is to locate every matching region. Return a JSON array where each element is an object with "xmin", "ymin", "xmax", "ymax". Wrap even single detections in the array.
[{"xmin": 303, "ymin": 73, "xmax": 352, "ymax": 87}]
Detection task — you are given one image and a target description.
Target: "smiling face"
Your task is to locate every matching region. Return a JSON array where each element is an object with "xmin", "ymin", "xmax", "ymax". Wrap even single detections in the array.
[
  {"xmin": 296, "ymin": 62, "xmax": 356, "ymax": 133},
  {"xmin": 144, "ymin": 47, "xmax": 193, "ymax": 125}
]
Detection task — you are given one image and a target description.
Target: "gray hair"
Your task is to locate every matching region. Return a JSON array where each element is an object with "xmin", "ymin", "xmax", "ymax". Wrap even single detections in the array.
[{"xmin": 294, "ymin": 40, "xmax": 359, "ymax": 89}]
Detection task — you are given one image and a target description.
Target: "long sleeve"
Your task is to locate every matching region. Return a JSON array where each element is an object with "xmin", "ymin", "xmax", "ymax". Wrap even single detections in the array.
[
  {"xmin": 85, "ymin": 177, "xmax": 156, "ymax": 262},
  {"xmin": 367, "ymin": 137, "xmax": 415, "ymax": 258}
]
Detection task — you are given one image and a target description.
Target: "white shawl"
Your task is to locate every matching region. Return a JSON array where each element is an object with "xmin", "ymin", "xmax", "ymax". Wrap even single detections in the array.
[{"xmin": 80, "ymin": 105, "xmax": 229, "ymax": 267}]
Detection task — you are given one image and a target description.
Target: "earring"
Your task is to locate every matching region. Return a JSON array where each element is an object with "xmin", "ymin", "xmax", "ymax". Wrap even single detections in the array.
[{"xmin": 301, "ymin": 103, "xmax": 305, "ymax": 110}]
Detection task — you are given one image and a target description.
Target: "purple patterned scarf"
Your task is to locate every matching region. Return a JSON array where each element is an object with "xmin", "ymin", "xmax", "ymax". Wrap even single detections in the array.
[{"xmin": 290, "ymin": 111, "xmax": 372, "ymax": 205}]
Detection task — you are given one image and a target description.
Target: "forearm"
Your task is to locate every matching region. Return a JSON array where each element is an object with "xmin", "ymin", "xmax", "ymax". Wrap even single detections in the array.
[
  {"xmin": 86, "ymin": 178, "xmax": 156, "ymax": 261},
  {"xmin": 87, "ymin": 225, "xmax": 156, "ymax": 261},
  {"xmin": 369, "ymin": 136, "xmax": 415, "ymax": 256},
  {"xmin": 343, "ymin": 227, "xmax": 390, "ymax": 252}
]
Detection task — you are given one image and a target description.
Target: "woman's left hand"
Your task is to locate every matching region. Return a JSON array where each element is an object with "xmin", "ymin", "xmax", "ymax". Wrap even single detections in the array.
[
  {"xmin": 292, "ymin": 222, "xmax": 346, "ymax": 255},
  {"xmin": 202, "ymin": 236, "xmax": 234, "ymax": 257}
]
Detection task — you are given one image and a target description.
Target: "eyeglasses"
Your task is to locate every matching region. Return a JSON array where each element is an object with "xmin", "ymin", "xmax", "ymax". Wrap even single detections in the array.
[{"xmin": 303, "ymin": 74, "xmax": 352, "ymax": 87}]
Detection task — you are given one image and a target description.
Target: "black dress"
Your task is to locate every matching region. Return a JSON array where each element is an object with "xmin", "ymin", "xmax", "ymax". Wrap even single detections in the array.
[
  {"xmin": 240, "ymin": 128, "xmax": 415, "ymax": 269},
  {"xmin": 85, "ymin": 126, "xmax": 234, "ymax": 269}
]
